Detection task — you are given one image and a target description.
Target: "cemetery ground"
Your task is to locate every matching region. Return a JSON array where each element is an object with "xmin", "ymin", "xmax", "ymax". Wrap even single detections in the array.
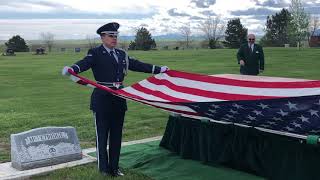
[{"xmin": 0, "ymin": 48, "xmax": 320, "ymax": 179}]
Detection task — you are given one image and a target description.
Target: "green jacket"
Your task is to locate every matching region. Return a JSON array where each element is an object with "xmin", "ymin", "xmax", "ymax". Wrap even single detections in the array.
[{"xmin": 237, "ymin": 43, "xmax": 264, "ymax": 75}]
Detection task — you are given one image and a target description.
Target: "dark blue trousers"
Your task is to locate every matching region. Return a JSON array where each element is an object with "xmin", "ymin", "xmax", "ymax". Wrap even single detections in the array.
[{"xmin": 93, "ymin": 110, "xmax": 125, "ymax": 173}]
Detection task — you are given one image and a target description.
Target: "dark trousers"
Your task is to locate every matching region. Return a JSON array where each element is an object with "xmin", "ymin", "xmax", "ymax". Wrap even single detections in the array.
[
  {"xmin": 93, "ymin": 110, "xmax": 125, "ymax": 173},
  {"xmin": 240, "ymin": 65, "xmax": 259, "ymax": 76},
  {"xmin": 240, "ymin": 69, "xmax": 258, "ymax": 76}
]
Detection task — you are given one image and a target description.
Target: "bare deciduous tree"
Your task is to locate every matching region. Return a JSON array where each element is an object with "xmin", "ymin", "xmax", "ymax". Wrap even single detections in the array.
[
  {"xmin": 289, "ymin": 0, "xmax": 309, "ymax": 49},
  {"xmin": 308, "ymin": 16, "xmax": 320, "ymax": 45},
  {"xmin": 199, "ymin": 15, "xmax": 225, "ymax": 49},
  {"xmin": 40, "ymin": 32, "xmax": 54, "ymax": 52},
  {"xmin": 180, "ymin": 24, "xmax": 192, "ymax": 49},
  {"xmin": 86, "ymin": 35, "xmax": 99, "ymax": 49}
]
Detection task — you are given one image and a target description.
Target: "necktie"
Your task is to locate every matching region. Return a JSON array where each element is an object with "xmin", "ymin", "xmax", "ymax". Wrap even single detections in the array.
[{"xmin": 110, "ymin": 50, "xmax": 118, "ymax": 63}]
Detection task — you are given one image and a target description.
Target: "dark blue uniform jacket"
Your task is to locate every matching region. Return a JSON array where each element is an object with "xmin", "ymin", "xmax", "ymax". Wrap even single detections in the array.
[{"xmin": 71, "ymin": 45, "xmax": 161, "ymax": 112}]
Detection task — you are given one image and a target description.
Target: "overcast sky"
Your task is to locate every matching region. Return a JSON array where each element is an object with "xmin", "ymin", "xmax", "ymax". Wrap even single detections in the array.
[{"xmin": 0, "ymin": 0, "xmax": 319, "ymax": 40}]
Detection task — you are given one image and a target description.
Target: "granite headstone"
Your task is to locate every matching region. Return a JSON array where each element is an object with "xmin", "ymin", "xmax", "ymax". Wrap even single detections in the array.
[
  {"xmin": 11, "ymin": 126, "xmax": 82, "ymax": 170},
  {"xmin": 74, "ymin": 48, "xmax": 81, "ymax": 53}
]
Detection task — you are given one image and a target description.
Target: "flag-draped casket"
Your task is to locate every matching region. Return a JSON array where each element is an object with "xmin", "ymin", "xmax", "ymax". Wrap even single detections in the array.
[{"xmin": 69, "ymin": 70, "xmax": 320, "ymax": 137}]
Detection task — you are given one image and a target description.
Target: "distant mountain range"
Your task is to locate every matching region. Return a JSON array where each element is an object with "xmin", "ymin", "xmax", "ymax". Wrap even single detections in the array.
[
  {"xmin": 0, "ymin": 33, "xmax": 265, "ymax": 45},
  {"xmin": 119, "ymin": 33, "xmax": 206, "ymax": 41},
  {"xmin": 0, "ymin": 34, "xmax": 206, "ymax": 45}
]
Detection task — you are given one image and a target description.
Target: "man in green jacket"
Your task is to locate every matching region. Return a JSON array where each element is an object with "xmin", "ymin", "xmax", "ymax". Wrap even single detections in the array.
[{"xmin": 237, "ymin": 34, "xmax": 264, "ymax": 75}]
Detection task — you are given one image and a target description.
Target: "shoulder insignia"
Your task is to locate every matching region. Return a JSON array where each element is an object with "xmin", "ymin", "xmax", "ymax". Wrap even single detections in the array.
[{"xmin": 115, "ymin": 48, "xmax": 125, "ymax": 53}]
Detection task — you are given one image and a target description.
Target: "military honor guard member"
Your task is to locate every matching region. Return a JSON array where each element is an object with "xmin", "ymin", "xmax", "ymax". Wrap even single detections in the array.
[
  {"xmin": 62, "ymin": 22, "xmax": 169, "ymax": 177},
  {"xmin": 237, "ymin": 34, "xmax": 265, "ymax": 75}
]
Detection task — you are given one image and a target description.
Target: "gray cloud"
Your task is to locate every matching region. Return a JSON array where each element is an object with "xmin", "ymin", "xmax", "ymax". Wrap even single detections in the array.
[
  {"xmin": 139, "ymin": 23, "xmax": 149, "ymax": 27},
  {"xmin": 252, "ymin": 15, "xmax": 269, "ymax": 21},
  {"xmin": 248, "ymin": 28, "xmax": 265, "ymax": 36},
  {"xmin": 304, "ymin": 3, "xmax": 320, "ymax": 15},
  {"xmin": 167, "ymin": 8, "xmax": 190, "ymax": 17},
  {"xmin": 159, "ymin": 24, "xmax": 171, "ymax": 32},
  {"xmin": 0, "ymin": 0, "xmax": 157, "ymax": 19},
  {"xmin": 0, "ymin": 0, "xmax": 158, "ymax": 19},
  {"xmin": 253, "ymin": 0, "xmax": 320, "ymax": 15},
  {"xmin": 190, "ymin": 16, "xmax": 205, "ymax": 20},
  {"xmin": 254, "ymin": 0, "xmax": 289, "ymax": 8},
  {"xmin": 231, "ymin": 7, "xmax": 278, "ymax": 16},
  {"xmin": 0, "ymin": 0, "xmax": 73, "ymax": 10},
  {"xmin": 27, "ymin": 0, "xmax": 72, "ymax": 9},
  {"xmin": 0, "ymin": 11, "xmax": 156, "ymax": 19},
  {"xmin": 200, "ymin": 10, "xmax": 216, "ymax": 16},
  {"xmin": 161, "ymin": 18, "xmax": 170, "ymax": 21},
  {"xmin": 0, "ymin": 0, "xmax": 22, "ymax": 6},
  {"xmin": 305, "ymin": 6, "xmax": 320, "ymax": 15},
  {"xmin": 191, "ymin": 0, "xmax": 216, "ymax": 8}
]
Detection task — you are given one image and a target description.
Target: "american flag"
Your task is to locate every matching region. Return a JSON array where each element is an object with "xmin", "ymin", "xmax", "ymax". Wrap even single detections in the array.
[{"xmin": 68, "ymin": 70, "xmax": 320, "ymax": 136}]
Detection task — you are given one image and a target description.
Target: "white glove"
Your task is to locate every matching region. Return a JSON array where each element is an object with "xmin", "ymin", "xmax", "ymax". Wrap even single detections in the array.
[
  {"xmin": 160, "ymin": 66, "xmax": 169, "ymax": 73},
  {"xmin": 62, "ymin": 66, "xmax": 73, "ymax": 76}
]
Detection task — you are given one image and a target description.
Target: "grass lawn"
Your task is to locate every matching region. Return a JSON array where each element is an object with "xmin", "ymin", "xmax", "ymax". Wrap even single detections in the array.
[{"xmin": 0, "ymin": 48, "xmax": 320, "ymax": 179}]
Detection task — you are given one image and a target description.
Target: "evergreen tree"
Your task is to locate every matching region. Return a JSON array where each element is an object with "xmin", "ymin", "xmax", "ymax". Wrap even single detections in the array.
[
  {"xmin": 128, "ymin": 41, "xmax": 136, "ymax": 50},
  {"xmin": 260, "ymin": 9, "xmax": 293, "ymax": 47},
  {"xmin": 134, "ymin": 27, "xmax": 156, "ymax": 50},
  {"xmin": 224, "ymin": 18, "xmax": 248, "ymax": 48},
  {"xmin": 5, "ymin": 35, "xmax": 29, "ymax": 52}
]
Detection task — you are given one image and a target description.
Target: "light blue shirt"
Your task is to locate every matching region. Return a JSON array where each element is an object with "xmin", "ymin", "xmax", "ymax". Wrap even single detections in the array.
[
  {"xmin": 248, "ymin": 43, "xmax": 254, "ymax": 52},
  {"xmin": 103, "ymin": 44, "xmax": 119, "ymax": 62}
]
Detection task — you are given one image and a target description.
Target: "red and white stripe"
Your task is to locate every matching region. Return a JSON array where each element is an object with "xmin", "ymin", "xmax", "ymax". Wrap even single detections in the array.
[
  {"xmin": 119, "ymin": 70, "xmax": 320, "ymax": 101},
  {"xmin": 68, "ymin": 69, "xmax": 320, "ymax": 117}
]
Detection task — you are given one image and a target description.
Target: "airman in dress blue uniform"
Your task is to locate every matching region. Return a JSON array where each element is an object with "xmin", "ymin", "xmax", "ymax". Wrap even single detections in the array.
[{"xmin": 62, "ymin": 22, "xmax": 169, "ymax": 177}]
